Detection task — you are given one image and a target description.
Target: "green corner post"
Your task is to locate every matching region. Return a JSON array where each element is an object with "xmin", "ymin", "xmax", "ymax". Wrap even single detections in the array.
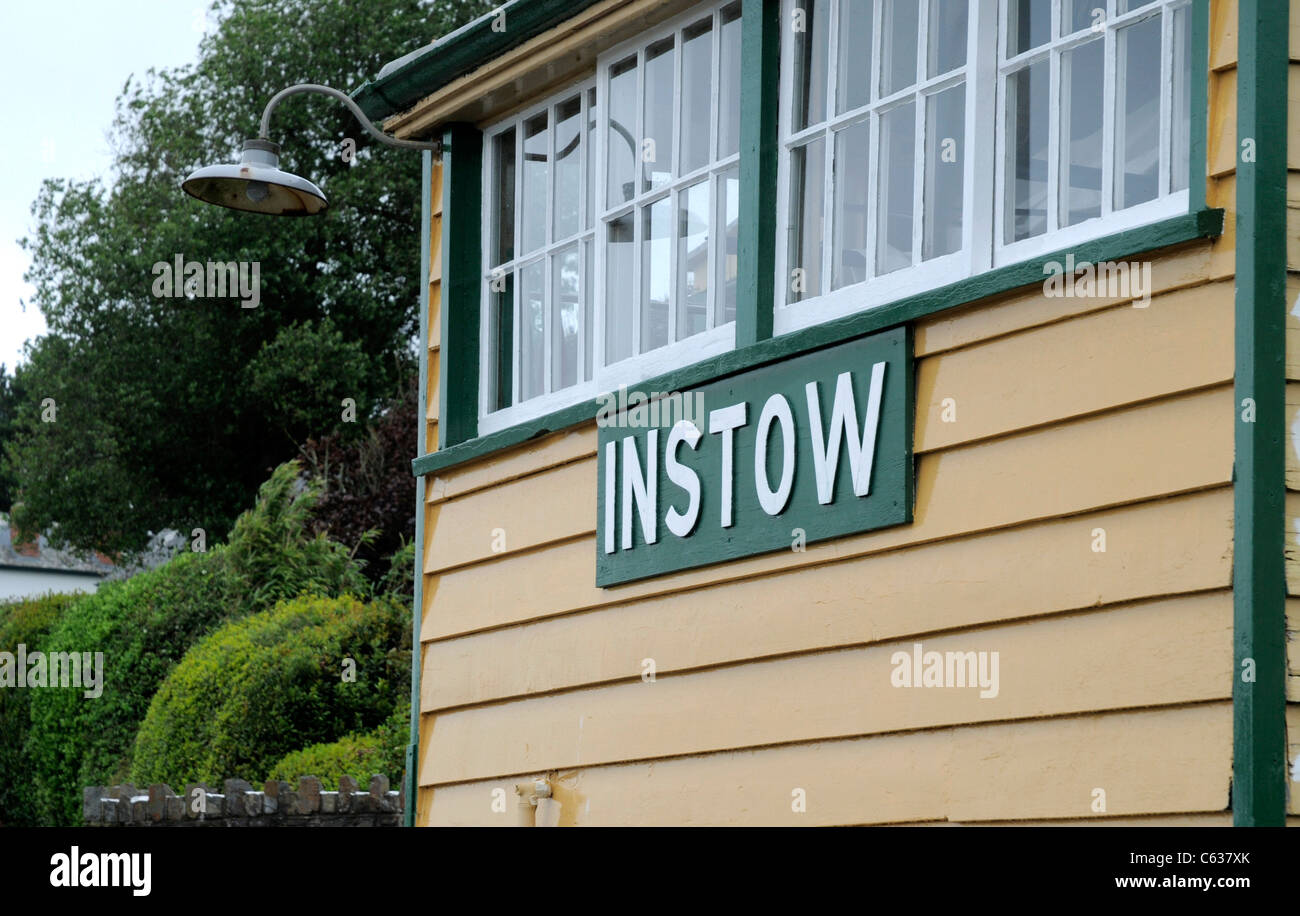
[{"xmin": 1233, "ymin": 0, "xmax": 1289, "ymax": 826}]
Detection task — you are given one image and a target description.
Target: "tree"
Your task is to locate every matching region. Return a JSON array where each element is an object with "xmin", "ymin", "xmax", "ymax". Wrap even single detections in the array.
[{"xmin": 4, "ymin": 0, "xmax": 491, "ymax": 555}]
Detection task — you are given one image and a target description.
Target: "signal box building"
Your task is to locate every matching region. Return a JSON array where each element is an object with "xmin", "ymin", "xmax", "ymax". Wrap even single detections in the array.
[{"xmin": 354, "ymin": 0, "xmax": 1298, "ymax": 826}]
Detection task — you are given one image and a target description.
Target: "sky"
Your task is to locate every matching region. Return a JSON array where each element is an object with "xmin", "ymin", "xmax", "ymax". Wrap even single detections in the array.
[{"xmin": 0, "ymin": 1, "xmax": 209, "ymax": 370}]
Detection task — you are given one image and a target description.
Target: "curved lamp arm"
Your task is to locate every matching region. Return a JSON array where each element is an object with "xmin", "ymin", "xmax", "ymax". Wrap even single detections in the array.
[{"xmin": 259, "ymin": 83, "xmax": 441, "ymax": 153}]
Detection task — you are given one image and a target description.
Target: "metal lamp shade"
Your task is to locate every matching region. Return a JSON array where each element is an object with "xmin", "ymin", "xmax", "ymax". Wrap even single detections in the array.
[{"xmin": 182, "ymin": 139, "xmax": 327, "ymax": 216}]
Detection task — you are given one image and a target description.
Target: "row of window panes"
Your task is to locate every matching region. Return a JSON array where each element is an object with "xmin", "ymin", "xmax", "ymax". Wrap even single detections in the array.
[
  {"xmin": 1006, "ymin": 0, "xmax": 1163, "ymax": 56},
  {"xmin": 1005, "ymin": 1, "xmax": 1190, "ymax": 243}
]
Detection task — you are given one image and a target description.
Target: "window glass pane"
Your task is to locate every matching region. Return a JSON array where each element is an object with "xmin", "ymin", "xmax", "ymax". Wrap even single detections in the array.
[
  {"xmin": 681, "ymin": 19, "xmax": 713, "ymax": 175},
  {"xmin": 586, "ymin": 88, "xmax": 598, "ymax": 227},
  {"xmin": 1060, "ymin": 38, "xmax": 1103, "ymax": 226},
  {"xmin": 787, "ymin": 137, "xmax": 825, "ymax": 302},
  {"xmin": 877, "ymin": 101, "xmax": 916, "ymax": 273},
  {"xmin": 1062, "ymin": 0, "xmax": 1101, "ymax": 35},
  {"xmin": 881, "ymin": 0, "xmax": 919, "ymax": 96},
  {"xmin": 1005, "ymin": 60, "xmax": 1048, "ymax": 242},
  {"xmin": 717, "ymin": 166, "xmax": 739, "ymax": 325},
  {"xmin": 553, "ymin": 96, "xmax": 583, "ymax": 241},
  {"xmin": 677, "ymin": 181, "xmax": 710, "ymax": 340},
  {"xmin": 792, "ymin": 0, "xmax": 830, "ymax": 130},
  {"xmin": 924, "ymin": 84, "xmax": 964, "ymax": 259},
  {"xmin": 608, "ymin": 56, "xmax": 638, "ymax": 207},
  {"xmin": 521, "ymin": 113, "xmax": 549, "ymax": 254},
  {"xmin": 831, "ymin": 118, "xmax": 870, "ymax": 290},
  {"xmin": 583, "ymin": 240, "xmax": 594, "ymax": 379},
  {"xmin": 1170, "ymin": 4, "xmax": 1191, "ymax": 193},
  {"xmin": 488, "ymin": 271, "xmax": 513, "ymax": 410},
  {"xmin": 643, "ymin": 38, "xmax": 676, "ymax": 193},
  {"xmin": 719, "ymin": 3, "xmax": 743, "ymax": 157},
  {"xmin": 605, "ymin": 214, "xmax": 635, "ymax": 364},
  {"xmin": 551, "ymin": 245, "xmax": 581, "ymax": 391},
  {"xmin": 491, "ymin": 128, "xmax": 516, "ymax": 266},
  {"xmin": 1006, "ymin": 0, "xmax": 1051, "ymax": 56},
  {"xmin": 1116, "ymin": 0, "xmax": 1159, "ymax": 13},
  {"xmin": 928, "ymin": 0, "xmax": 967, "ymax": 76},
  {"xmin": 1114, "ymin": 15, "xmax": 1161, "ymax": 209},
  {"xmin": 519, "ymin": 260, "xmax": 545, "ymax": 401},
  {"xmin": 836, "ymin": 0, "xmax": 873, "ymax": 113},
  {"xmin": 641, "ymin": 197, "xmax": 672, "ymax": 352}
]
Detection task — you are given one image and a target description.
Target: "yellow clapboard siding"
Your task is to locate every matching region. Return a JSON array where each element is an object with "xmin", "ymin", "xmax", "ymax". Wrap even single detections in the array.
[
  {"xmin": 1283, "ymin": 493, "xmax": 1300, "ymax": 595},
  {"xmin": 427, "ymin": 427, "xmax": 598, "ymax": 504},
  {"xmin": 957, "ymin": 814, "xmax": 1233, "ymax": 826},
  {"xmin": 425, "ymin": 456, "xmax": 595, "ymax": 572},
  {"xmin": 916, "ymin": 281, "xmax": 1232, "ymax": 452},
  {"xmin": 1209, "ymin": 67, "xmax": 1238, "ymax": 178},
  {"xmin": 423, "ymin": 385, "xmax": 1232, "ymax": 612},
  {"xmin": 1287, "ymin": 384, "xmax": 1300, "ymax": 487},
  {"xmin": 1289, "ymin": 600, "xmax": 1300, "ymax": 701},
  {"xmin": 1211, "ymin": 0, "xmax": 1238, "ymax": 71},
  {"xmin": 1288, "ymin": 274, "xmax": 1300, "ymax": 380},
  {"xmin": 419, "ymin": 703, "xmax": 1231, "ymax": 825},
  {"xmin": 914, "ymin": 243, "xmax": 1226, "ymax": 358},
  {"xmin": 1290, "ymin": 705, "xmax": 1300, "ymax": 815},
  {"xmin": 420, "ymin": 594, "xmax": 1232, "ymax": 785},
  {"xmin": 422, "ymin": 499, "xmax": 1232, "ymax": 707}
]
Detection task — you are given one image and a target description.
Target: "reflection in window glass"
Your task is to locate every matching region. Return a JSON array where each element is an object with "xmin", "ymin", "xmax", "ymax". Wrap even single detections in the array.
[
  {"xmin": 788, "ymin": 138, "xmax": 825, "ymax": 302},
  {"xmin": 521, "ymin": 113, "xmax": 549, "ymax": 254},
  {"xmin": 1005, "ymin": 60, "xmax": 1048, "ymax": 242},
  {"xmin": 1007, "ymin": 0, "xmax": 1051, "ymax": 55},
  {"xmin": 519, "ymin": 260, "xmax": 546, "ymax": 401},
  {"xmin": 488, "ymin": 273, "xmax": 513, "ymax": 411},
  {"xmin": 677, "ymin": 181, "xmax": 710, "ymax": 340},
  {"xmin": 1115, "ymin": 15, "xmax": 1161, "ymax": 209},
  {"xmin": 793, "ymin": 0, "xmax": 830, "ymax": 130},
  {"xmin": 606, "ymin": 214, "xmax": 635, "ymax": 364},
  {"xmin": 583, "ymin": 241, "xmax": 594, "ymax": 379},
  {"xmin": 928, "ymin": 0, "xmax": 967, "ymax": 76},
  {"xmin": 643, "ymin": 38, "xmax": 676, "ymax": 192},
  {"xmin": 877, "ymin": 101, "xmax": 915, "ymax": 274},
  {"xmin": 553, "ymin": 96, "xmax": 583, "ymax": 242},
  {"xmin": 718, "ymin": 167, "xmax": 739, "ymax": 325},
  {"xmin": 1062, "ymin": 0, "xmax": 1100, "ymax": 34},
  {"xmin": 1061, "ymin": 38, "xmax": 1103, "ymax": 226},
  {"xmin": 586, "ymin": 88, "xmax": 598, "ymax": 227},
  {"xmin": 924, "ymin": 85, "xmax": 964, "ymax": 259},
  {"xmin": 642, "ymin": 197, "xmax": 672, "ymax": 352},
  {"xmin": 551, "ymin": 245, "xmax": 582, "ymax": 390},
  {"xmin": 836, "ymin": 0, "xmax": 873, "ymax": 113},
  {"xmin": 681, "ymin": 20, "xmax": 713, "ymax": 175},
  {"xmin": 1171, "ymin": 5, "xmax": 1191, "ymax": 193},
  {"xmin": 831, "ymin": 118, "xmax": 869, "ymax": 290},
  {"xmin": 718, "ymin": 4, "xmax": 743, "ymax": 157},
  {"xmin": 492, "ymin": 128, "xmax": 515, "ymax": 266},
  {"xmin": 881, "ymin": 0, "xmax": 919, "ymax": 96},
  {"xmin": 608, "ymin": 56, "xmax": 638, "ymax": 206}
]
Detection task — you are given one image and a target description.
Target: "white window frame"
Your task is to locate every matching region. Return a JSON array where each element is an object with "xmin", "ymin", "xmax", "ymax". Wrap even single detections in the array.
[
  {"xmin": 994, "ymin": 0, "xmax": 1191, "ymax": 266},
  {"xmin": 773, "ymin": 0, "xmax": 1191, "ymax": 338},
  {"xmin": 478, "ymin": 79, "xmax": 598, "ymax": 432},
  {"xmin": 480, "ymin": 0, "xmax": 741, "ymax": 436}
]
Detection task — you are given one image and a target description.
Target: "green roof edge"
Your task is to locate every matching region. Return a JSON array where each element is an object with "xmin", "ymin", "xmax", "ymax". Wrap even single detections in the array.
[{"xmin": 352, "ymin": 0, "xmax": 606, "ymax": 122}]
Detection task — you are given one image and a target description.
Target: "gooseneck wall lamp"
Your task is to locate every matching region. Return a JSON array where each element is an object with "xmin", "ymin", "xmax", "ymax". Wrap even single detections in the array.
[{"xmin": 181, "ymin": 83, "xmax": 439, "ymax": 216}]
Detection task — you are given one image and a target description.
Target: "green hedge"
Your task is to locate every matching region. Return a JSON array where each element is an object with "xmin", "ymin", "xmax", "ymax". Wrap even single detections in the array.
[
  {"xmin": 23, "ymin": 461, "xmax": 370, "ymax": 825},
  {"xmin": 267, "ymin": 698, "xmax": 408, "ymax": 789},
  {"xmin": 0, "ymin": 592, "xmax": 77, "ymax": 826},
  {"xmin": 130, "ymin": 594, "xmax": 407, "ymax": 789}
]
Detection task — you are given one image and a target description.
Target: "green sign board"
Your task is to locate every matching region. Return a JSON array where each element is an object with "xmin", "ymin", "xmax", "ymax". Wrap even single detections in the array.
[{"xmin": 596, "ymin": 326, "xmax": 914, "ymax": 586}]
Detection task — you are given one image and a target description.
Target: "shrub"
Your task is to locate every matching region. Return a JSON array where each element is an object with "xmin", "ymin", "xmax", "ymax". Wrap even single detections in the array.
[
  {"xmin": 266, "ymin": 698, "xmax": 409, "ymax": 789},
  {"xmin": 130, "ymin": 594, "xmax": 407, "ymax": 789},
  {"xmin": 24, "ymin": 460, "xmax": 369, "ymax": 825},
  {"xmin": 0, "ymin": 592, "xmax": 77, "ymax": 825}
]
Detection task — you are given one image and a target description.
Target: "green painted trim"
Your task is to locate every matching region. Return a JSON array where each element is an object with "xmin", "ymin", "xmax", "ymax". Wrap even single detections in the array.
[
  {"xmin": 438, "ymin": 123, "xmax": 483, "ymax": 448},
  {"xmin": 1232, "ymin": 0, "xmax": 1288, "ymax": 828},
  {"xmin": 735, "ymin": 0, "xmax": 781, "ymax": 347},
  {"xmin": 1188, "ymin": 0, "xmax": 1209, "ymax": 212},
  {"xmin": 406, "ymin": 151, "xmax": 433, "ymax": 828},
  {"xmin": 412, "ymin": 207, "xmax": 1223, "ymax": 477},
  {"xmin": 353, "ymin": 0, "xmax": 606, "ymax": 121}
]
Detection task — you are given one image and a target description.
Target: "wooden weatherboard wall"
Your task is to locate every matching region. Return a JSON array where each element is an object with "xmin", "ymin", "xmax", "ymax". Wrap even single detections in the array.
[{"xmin": 596, "ymin": 327, "xmax": 913, "ymax": 585}]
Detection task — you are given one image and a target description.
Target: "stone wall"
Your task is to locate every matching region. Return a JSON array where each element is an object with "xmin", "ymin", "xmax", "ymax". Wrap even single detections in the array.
[{"xmin": 83, "ymin": 775, "xmax": 402, "ymax": 826}]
